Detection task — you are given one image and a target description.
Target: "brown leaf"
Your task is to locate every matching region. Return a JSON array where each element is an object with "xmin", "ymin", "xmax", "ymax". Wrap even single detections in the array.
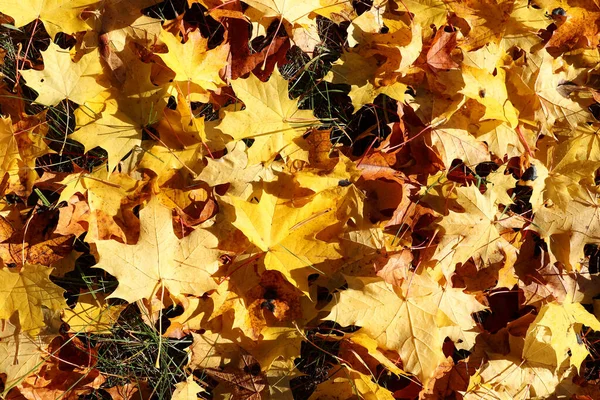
[
  {"xmin": 55, "ymin": 194, "xmax": 90, "ymax": 237},
  {"xmin": 420, "ymin": 358, "xmax": 473, "ymax": 399},
  {"xmin": 103, "ymin": 383, "xmax": 152, "ymax": 400},
  {"xmin": 0, "ymin": 215, "xmax": 15, "ymax": 242},
  {"xmin": 225, "ymin": 19, "xmax": 290, "ymax": 81},
  {"xmin": 0, "ymin": 235, "xmax": 74, "ymax": 266},
  {"xmin": 305, "ymin": 128, "xmax": 337, "ymax": 169},
  {"xmin": 206, "ymin": 353, "xmax": 268, "ymax": 399},
  {"xmin": 427, "ymin": 27, "xmax": 459, "ymax": 70}
]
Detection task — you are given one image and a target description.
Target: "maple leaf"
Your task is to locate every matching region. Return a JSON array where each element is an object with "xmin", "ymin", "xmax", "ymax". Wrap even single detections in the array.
[
  {"xmin": 341, "ymin": 332, "xmax": 407, "ymax": 377},
  {"xmin": 0, "ymin": 116, "xmax": 21, "ymax": 185},
  {"xmin": 155, "ymin": 93, "xmax": 208, "ymax": 148},
  {"xmin": 550, "ymin": 123, "xmax": 600, "ymax": 173},
  {"xmin": 309, "ymin": 365, "xmax": 395, "ymax": 400},
  {"xmin": 93, "ymin": 0, "xmax": 162, "ymax": 52},
  {"xmin": 205, "ymin": 353, "xmax": 268, "ymax": 400},
  {"xmin": 467, "ymin": 352, "xmax": 562, "ymax": 399},
  {"xmin": 326, "ymin": 276, "xmax": 447, "ymax": 384},
  {"xmin": 71, "ymin": 48, "xmax": 167, "ymax": 172},
  {"xmin": 243, "ymin": 0, "xmax": 323, "ymax": 30},
  {"xmin": 0, "ymin": 263, "xmax": 67, "ymax": 336},
  {"xmin": 523, "ymin": 301, "xmax": 600, "ymax": 373},
  {"xmin": 57, "ymin": 169, "xmax": 145, "ymax": 243},
  {"xmin": 139, "ymin": 145, "xmax": 204, "ymax": 192},
  {"xmin": 534, "ymin": 53, "xmax": 595, "ymax": 134},
  {"xmin": 451, "ymin": 0, "xmax": 514, "ymax": 51},
  {"xmin": 427, "ymin": 27, "xmax": 459, "ymax": 70},
  {"xmin": 22, "ymin": 371, "xmax": 105, "ymax": 399},
  {"xmin": 422, "ymin": 358, "xmax": 473, "ymax": 399},
  {"xmin": 188, "ymin": 330, "xmax": 237, "ymax": 370},
  {"xmin": 294, "ymin": 155, "xmax": 360, "ymax": 194},
  {"xmin": 172, "ymin": 375, "xmax": 206, "ymax": 400},
  {"xmin": 22, "ymin": 42, "xmax": 107, "ymax": 106},
  {"xmin": 475, "ymin": 120, "xmax": 526, "ymax": 159},
  {"xmin": 0, "ymin": 0, "xmax": 99, "ymax": 38},
  {"xmin": 163, "ymin": 294, "xmax": 223, "ymax": 338},
  {"xmin": 62, "ymin": 292, "xmax": 126, "ymax": 334},
  {"xmin": 349, "ymin": 14, "xmax": 423, "ymax": 77},
  {"xmin": 459, "ymin": 65, "xmax": 519, "ymax": 127},
  {"xmin": 468, "ymin": 306, "xmax": 600, "ymax": 400},
  {"xmin": 215, "ymin": 269, "xmax": 307, "ymax": 341},
  {"xmin": 328, "ymin": 51, "xmax": 407, "ymax": 112},
  {"xmin": 197, "ymin": 142, "xmax": 265, "ymax": 198},
  {"xmin": 103, "ymin": 382, "xmax": 151, "ymax": 400},
  {"xmin": 94, "ymin": 196, "xmax": 222, "ymax": 303},
  {"xmin": 264, "ymin": 358, "xmax": 302, "ymax": 399},
  {"xmin": 225, "ymin": 19, "xmax": 290, "ymax": 81},
  {"xmin": 222, "ymin": 183, "xmax": 353, "ymax": 292},
  {"xmin": 157, "ymin": 30, "xmax": 229, "ymax": 102},
  {"xmin": 0, "ymin": 214, "xmax": 74, "ymax": 266},
  {"xmin": 532, "ymin": 183, "xmax": 600, "ymax": 271},
  {"xmin": 403, "ymin": 272, "xmax": 487, "ymax": 349},
  {"xmin": 7, "ymin": 111, "xmax": 52, "ymax": 195},
  {"xmin": 427, "ymin": 101, "xmax": 491, "ymax": 169},
  {"xmin": 246, "ymin": 327, "xmax": 303, "ymax": 370},
  {"xmin": 540, "ymin": 0, "xmax": 600, "ymax": 50},
  {"xmin": 0, "ymin": 321, "xmax": 57, "ymax": 394},
  {"xmin": 399, "ymin": 0, "xmax": 449, "ymax": 32},
  {"xmin": 216, "ymin": 69, "xmax": 316, "ymax": 163},
  {"xmin": 3, "ymin": 0, "xmax": 600, "ymax": 397},
  {"xmin": 427, "ymin": 184, "xmax": 515, "ymax": 278}
]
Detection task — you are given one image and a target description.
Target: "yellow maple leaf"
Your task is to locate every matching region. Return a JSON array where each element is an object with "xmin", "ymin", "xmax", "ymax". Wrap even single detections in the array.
[
  {"xmin": 91, "ymin": 0, "xmax": 162, "ymax": 52},
  {"xmin": 468, "ymin": 309, "xmax": 598, "ymax": 400},
  {"xmin": 427, "ymin": 102, "xmax": 491, "ymax": 169},
  {"xmin": 0, "ymin": 116, "xmax": 21, "ymax": 186},
  {"xmin": 308, "ymin": 365, "xmax": 395, "ymax": 400},
  {"xmin": 58, "ymin": 169, "xmax": 144, "ymax": 243},
  {"xmin": 245, "ymin": 327, "xmax": 303, "ymax": 370},
  {"xmin": 428, "ymin": 184, "xmax": 515, "ymax": 278},
  {"xmin": 0, "ymin": 0, "xmax": 99, "ymax": 38},
  {"xmin": 157, "ymin": 30, "xmax": 229, "ymax": 102},
  {"xmin": 62, "ymin": 292, "xmax": 126, "ymax": 334},
  {"xmin": 243, "ymin": 0, "xmax": 323, "ymax": 29},
  {"xmin": 71, "ymin": 48, "xmax": 167, "ymax": 172},
  {"xmin": 460, "ymin": 65, "xmax": 519, "ymax": 127},
  {"xmin": 217, "ymin": 69, "xmax": 316, "ymax": 164},
  {"xmin": 188, "ymin": 330, "xmax": 237, "ymax": 370},
  {"xmin": 399, "ymin": 0, "xmax": 449, "ymax": 32},
  {"xmin": 0, "ymin": 263, "xmax": 67, "ymax": 336},
  {"xmin": 535, "ymin": 53, "xmax": 594, "ymax": 135},
  {"xmin": 172, "ymin": 375, "xmax": 206, "ymax": 400},
  {"xmin": 539, "ymin": 0, "xmax": 600, "ymax": 50},
  {"xmin": 523, "ymin": 301, "xmax": 600, "ymax": 373},
  {"xmin": 265, "ymin": 358, "xmax": 302, "ymax": 399},
  {"xmin": 0, "ymin": 321, "xmax": 57, "ymax": 394},
  {"xmin": 156, "ymin": 93, "xmax": 207, "ymax": 147},
  {"xmin": 326, "ymin": 276, "xmax": 447, "ymax": 384},
  {"xmin": 94, "ymin": 196, "xmax": 222, "ymax": 303},
  {"xmin": 139, "ymin": 144, "xmax": 203, "ymax": 189},
  {"xmin": 21, "ymin": 42, "xmax": 107, "ymax": 106},
  {"xmin": 197, "ymin": 142, "xmax": 265, "ymax": 198},
  {"xmin": 401, "ymin": 272, "xmax": 487, "ymax": 349},
  {"xmin": 532, "ymin": 183, "xmax": 600, "ymax": 271},
  {"xmin": 328, "ymin": 51, "xmax": 407, "ymax": 111},
  {"xmin": 294, "ymin": 155, "xmax": 361, "ymax": 194},
  {"xmin": 467, "ymin": 352, "xmax": 562, "ymax": 399},
  {"xmin": 222, "ymin": 183, "xmax": 355, "ymax": 292}
]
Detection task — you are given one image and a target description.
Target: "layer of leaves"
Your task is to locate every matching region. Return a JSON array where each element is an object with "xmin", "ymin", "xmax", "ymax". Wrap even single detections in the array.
[{"xmin": 1, "ymin": 0, "xmax": 600, "ymax": 399}]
